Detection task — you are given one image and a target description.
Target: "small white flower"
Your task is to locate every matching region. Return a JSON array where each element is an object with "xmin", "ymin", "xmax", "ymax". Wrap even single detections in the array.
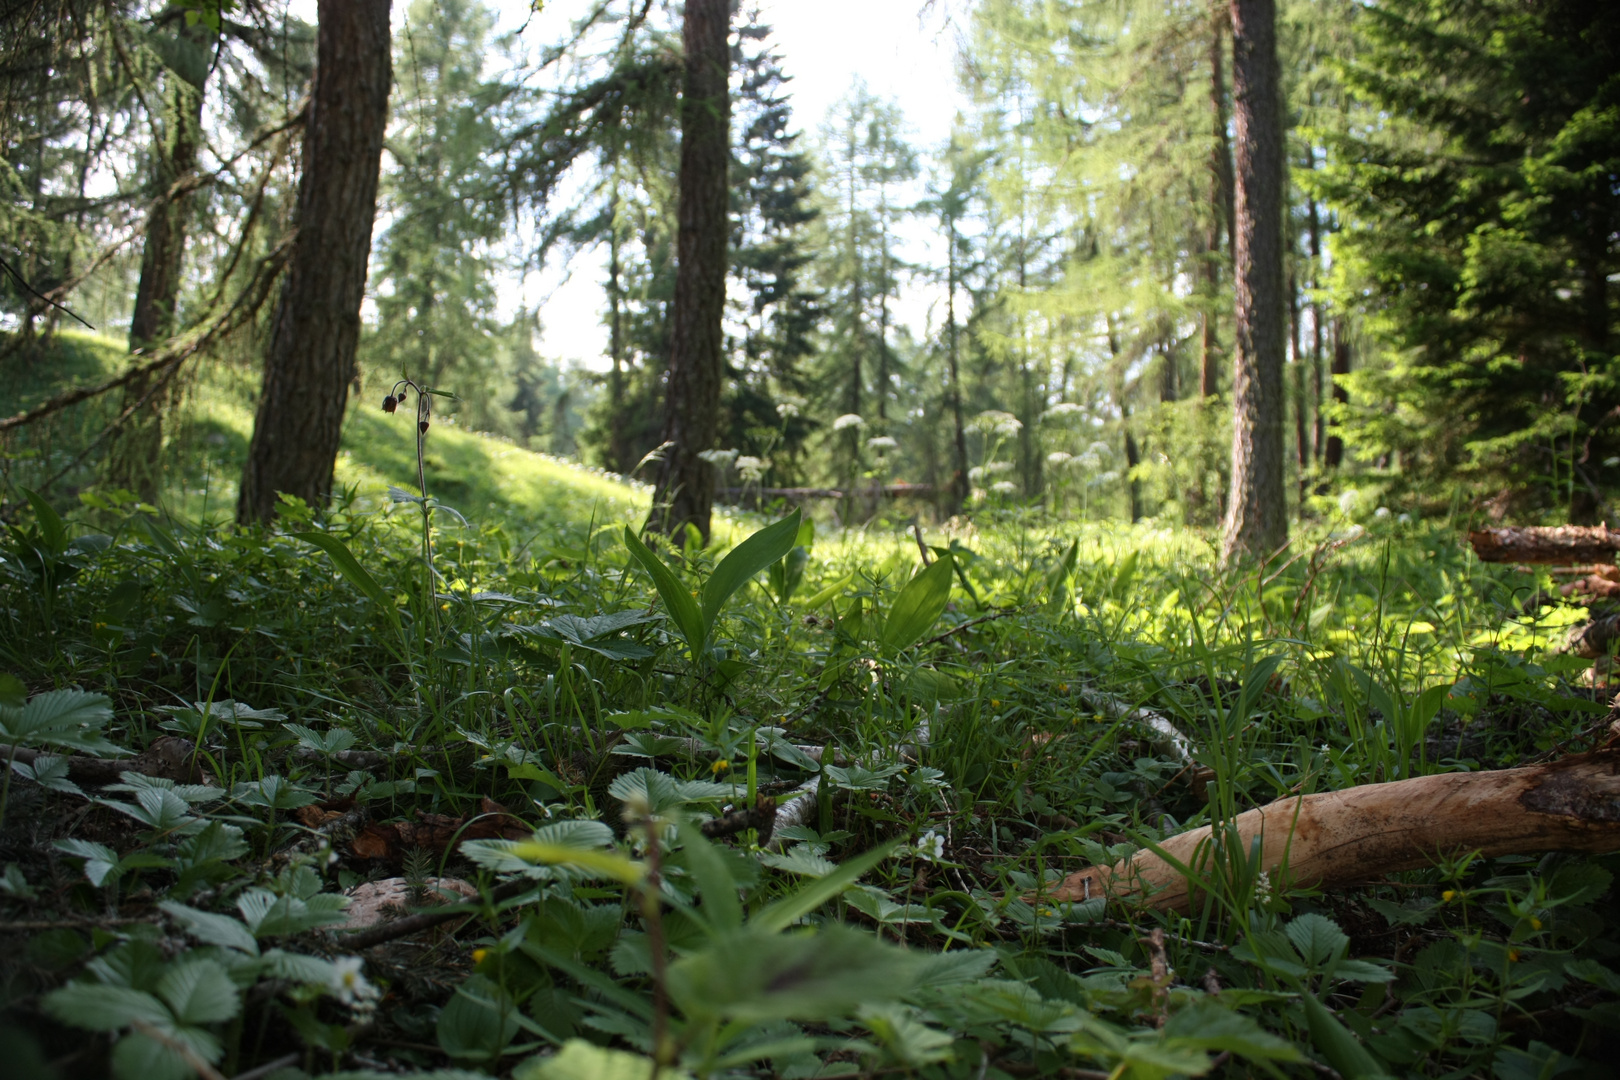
[
  {"xmin": 327, "ymin": 956, "xmax": 380, "ymax": 1012},
  {"xmin": 832, "ymin": 413, "xmax": 865, "ymax": 432},
  {"xmin": 1338, "ymin": 489, "xmax": 1358, "ymax": 515},
  {"xmin": 1397, "ymin": 512, "xmax": 1412, "ymax": 524},
  {"xmin": 1254, "ymin": 870, "xmax": 1274, "ymax": 906},
  {"xmin": 1374, "ymin": 506, "xmax": 1391, "ymax": 519},
  {"xmin": 915, "ymin": 829, "xmax": 945, "ymax": 862},
  {"xmin": 866, "ymin": 435, "xmax": 898, "ymax": 451},
  {"xmin": 776, "ymin": 401, "xmax": 800, "ymax": 420},
  {"xmin": 991, "ymin": 480, "xmax": 1018, "ymax": 495},
  {"xmin": 1042, "ymin": 402, "xmax": 1084, "ymax": 421},
  {"xmin": 1046, "ymin": 451, "xmax": 1072, "ymax": 466},
  {"xmin": 736, "ymin": 455, "xmax": 767, "ymax": 481}
]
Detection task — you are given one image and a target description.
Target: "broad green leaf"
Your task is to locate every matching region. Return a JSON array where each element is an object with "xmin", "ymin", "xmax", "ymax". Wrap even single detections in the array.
[
  {"xmin": 156, "ymin": 956, "xmax": 239, "ymax": 1025},
  {"xmin": 1301, "ymin": 992, "xmax": 1389, "ymax": 1079},
  {"xmin": 438, "ymin": 975, "xmax": 520, "ymax": 1063},
  {"xmin": 516, "ymin": 1038, "xmax": 689, "ymax": 1080},
  {"xmin": 608, "ymin": 767, "xmax": 731, "ymax": 811},
  {"xmin": 623, "ymin": 526, "xmax": 706, "ymax": 656},
  {"xmin": 668, "ymin": 924, "xmax": 921, "ymax": 1023},
  {"xmin": 294, "ymin": 531, "xmax": 403, "ymax": 635},
  {"xmin": 55, "ymin": 838, "xmax": 122, "ymax": 886},
  {"xmin": 1044, "ymin": 539, "xmax": 1079, "ymax": 614},
  {"xmin": 753, "ymin": 839, "xmax": 899, "ymax": 933},
  {"xmin": 110, "ymin": 1031, "xmax": 192, "ymax": 1080},
  {"xmin": 1286, "ymin": 913, "xmax": 1350, "ymax": 969},
  {"xmin": 701, "ymin": 509, "xmax": 801, "ymax": 631},
  {"xmin": 159, "ymin": 900, "xmax": 259, "ymax": 956},
  {"xmin": 798, "ymin": 572, "xmax": 854, "ymax": 609},
  {"xmin": 674, "ymin": 823, "xmax": 742, "ymax": 931},
  {"xmin": 1161, "ymin": 1000, "xmax": 1303, "ymax": 1062},
  {"xmin": 0, "ymin": 688, "xmax": 119, "ymax": 754},
  {"xmin": 21, "ymin": 486, "xmax": 68, "ymax": 553},
  {"xmin": 43, "ymin": 982, "xmax": 171, "ymax": 1031},
  {"xmin": 882, "ymin": 555, "xmax": 955, "ymax": 651}
]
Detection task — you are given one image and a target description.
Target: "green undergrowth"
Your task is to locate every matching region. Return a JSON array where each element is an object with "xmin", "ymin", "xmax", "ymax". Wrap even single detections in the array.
[{"xmin": 3, "ymin": 374, "xmax": 1620, "ymax": 1077}]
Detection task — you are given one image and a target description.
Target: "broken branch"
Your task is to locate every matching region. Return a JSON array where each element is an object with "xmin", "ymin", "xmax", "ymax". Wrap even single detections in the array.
[{"xmin": 1046, "ymin": 751, "xmax": 1620, "ymax": 913}]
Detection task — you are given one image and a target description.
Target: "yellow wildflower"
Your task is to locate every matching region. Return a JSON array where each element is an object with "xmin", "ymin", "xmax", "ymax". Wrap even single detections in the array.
[
  {"xmin": 711, "ymin": 759, "xmax": 730, "ymax": 774},
  {"xmin": 1530, "ymin": 917, "xmax": 1543, "ymax": 930},
  {"xmin": 1442, "ymin": 890, "xmax": 1457, "ymax": 903},
  {"xmin": 472, "ymin": 948, "xmax": 488, "ymax": 964}
]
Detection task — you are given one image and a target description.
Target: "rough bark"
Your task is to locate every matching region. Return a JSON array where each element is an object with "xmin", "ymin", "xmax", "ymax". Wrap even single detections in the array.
[
  {"xmin": 1221, "ymin": 0, "xmax": 1288, "ymax": 563},
  {"xmin": 1200, "ymin": 7, "xmax": 1233, "ymax": 399},
  {"xmin": 1468, "ymin": 524, "xmax": 1620, "ymax": 565},
  {"xmin": 1046, "ymin": 752, "xmax": 1620, "ymax": 914},
  {"xmin": 237, "ymin": 0, "xmax": 392, "ymax": 523},
  {"xmin": 646, "ymin": 0, "xmax": 731, "ymax": 543},
  {"xmin": 109, "ymin": 65, "xmax": 205, "ymax": 502},
  {"xmin": 945, "ymin": 224, "xmax": 969, "ymax": 514}
]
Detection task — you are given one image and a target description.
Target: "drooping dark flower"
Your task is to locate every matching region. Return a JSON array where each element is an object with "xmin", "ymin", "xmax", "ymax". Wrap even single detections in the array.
[
  {"xmin": 382, "ymin": 395, "xmax": 398, "ymax": 414},
  {"xmin": 419, "ymin": 420, "xmax": 430, "ymax": 433}
]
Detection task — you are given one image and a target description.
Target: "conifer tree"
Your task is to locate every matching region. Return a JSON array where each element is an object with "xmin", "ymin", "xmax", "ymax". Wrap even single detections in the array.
[
  {"xmin": 239, "ymin": 0, "xmax": 393, "ymax": 523},
  {"xmin": 1221, "ymin": 0, "xmax": 1288, "ymax": 561},
  {"xmin": 646, "ymin": 0, "xmax": 732, "ymax": 542}
]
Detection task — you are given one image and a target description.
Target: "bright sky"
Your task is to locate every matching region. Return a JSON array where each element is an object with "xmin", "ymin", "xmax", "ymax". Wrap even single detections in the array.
[{"xmin": 289, "ymin": 0, "xmax": 971, "ymax": 369}]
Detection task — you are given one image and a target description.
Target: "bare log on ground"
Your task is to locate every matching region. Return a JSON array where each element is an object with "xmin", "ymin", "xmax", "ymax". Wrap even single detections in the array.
[
  {"xmin": 1045, "ymin": 751, "xmax": 1620, "ymax": 913},
  {"xmin": 1, "ymin": 736, "xmax": 206, "ymax": 786},
  {"xmin": 1468, "ymin": 525, "xmax": 1620, "ymax": 565}
]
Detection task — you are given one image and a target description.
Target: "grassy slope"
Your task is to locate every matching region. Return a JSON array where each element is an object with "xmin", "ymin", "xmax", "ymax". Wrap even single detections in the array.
[{"xmin": 8, "ymin": 332, "xmax": 652, "ymax": 539}]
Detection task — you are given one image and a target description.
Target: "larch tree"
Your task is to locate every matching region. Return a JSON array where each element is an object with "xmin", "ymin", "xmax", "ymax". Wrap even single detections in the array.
[
  {"xmin": 238, "ymin": 0, "xmax": 392, "ymax": 524},
  {"xmin": 109, "ymin": 17, "xmax": 210, "ymax": 502},
  {"xmin": 646, "ymin": 0, "xmax": 732, "ymax": 543},
  {"xmin": 1220, "ymin": 0, "xmax": 1288, "ymax": 562}
]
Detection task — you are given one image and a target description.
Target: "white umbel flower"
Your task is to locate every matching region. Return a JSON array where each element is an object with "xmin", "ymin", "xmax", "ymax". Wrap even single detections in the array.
[
  {"xmin": 832, "ymin": 413, "xmax": 865, "ymax": 432},
  {"xmin": 866, "ymin": 435, "xmax": 898, "ymax": 450}
]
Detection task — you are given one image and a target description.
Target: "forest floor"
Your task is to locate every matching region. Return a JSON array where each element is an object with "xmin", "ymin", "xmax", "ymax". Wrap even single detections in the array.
[{"xmin": 2, "ymin": 335, "xmax": 1619, "ymax": 1079}]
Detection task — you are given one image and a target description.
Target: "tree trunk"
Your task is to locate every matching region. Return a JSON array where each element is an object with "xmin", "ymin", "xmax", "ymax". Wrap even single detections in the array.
[
  {"xmin": 237, "ymin": 0, "xmax": 392, "ymax": 524},
  {"xmin": 1221, "ymin": 0, "xmax": 1288, "ymax": 563},
  {"xmin": 1290, "ymin": 271, "xmax": 1308, "ymax": 509},
  {"xmin": 1307, "ymin": 183, "xmax": 1326, "ymax": 464},
  {"xmin": 109, "ymin": 66, "xmax": 204, "ymax": 502},
  {"xmin": 945, "ymin": 224, "xmax": 969, "ymax": 514},
  {"xmin": 1323, "ymin": 320, "xmax": 1350, "ymax": 470},
  {"xmin": 1200, "ymin": 7, "xmax": 1233, "ymax": 399},
  {"xmin": 646, "ymin": 0, "xmax": 731, "ymax": 543}
]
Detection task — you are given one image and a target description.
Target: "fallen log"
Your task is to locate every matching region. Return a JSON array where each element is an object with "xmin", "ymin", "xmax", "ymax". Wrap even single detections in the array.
[
  {"xmin": 1468, "ymin": 524, "xmax": 1620, "ymax": 565},
  {"xmin": 1045, "ymin": 750, "xmax": 1620, "ymax": 913}
]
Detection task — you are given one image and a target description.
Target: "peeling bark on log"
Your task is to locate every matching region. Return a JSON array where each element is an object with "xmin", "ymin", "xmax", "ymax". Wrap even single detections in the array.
[
  {"xmin": 1046, "ymin": 752, "xmax": 1620, "ymax": 913},
  {"xmin": 1468, "ymin": 525, "xmax": 1620, "ymax": 565}
]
